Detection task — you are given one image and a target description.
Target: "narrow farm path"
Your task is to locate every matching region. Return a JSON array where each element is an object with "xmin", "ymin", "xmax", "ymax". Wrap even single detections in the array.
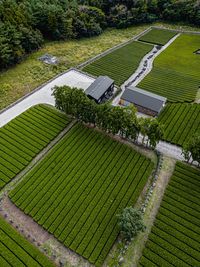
[
  {"xmin": 0, "ymin": 197, "xmax": 93, "ymax": 267},
  {"xmin": 121, "ymin": 156, "xmax": 176, "ymax": 267},
  {"xmin": 112, "ymin": 33, "xmax": 180, "ymax": 106}
]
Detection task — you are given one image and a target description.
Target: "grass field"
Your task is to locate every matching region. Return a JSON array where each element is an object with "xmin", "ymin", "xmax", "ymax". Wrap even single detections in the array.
[
  {"xmin": 139, "ymin": 162, "xmax": 200, "ymax": 267},
  {"xmin": 0, "ymin": 25, "xmax": 151, "ymax": 111},
  {"xmin": 0, "ymin": 215, "xmax": 54, "ymax": 267},
  {"xmin": 9, "ymin": 124, "xmax": 154, "ymax": 266},
  {"xmin": 0, "ymin": 104, "xmax": 70, "ymax": 190},
  {"xmin": 83, "ymin": 41, "xmax": 153, "ymax": 86},
  {"xmin": 138, "ymin": 34, "xmax": 200, "ymax": 102},
  {"xmin": 138, "ymin": 28, "xmax": 177, "ymax": 45},
  {"xmin": 158, "ymin": 103, "xmax": 200, "ymax": 147}
]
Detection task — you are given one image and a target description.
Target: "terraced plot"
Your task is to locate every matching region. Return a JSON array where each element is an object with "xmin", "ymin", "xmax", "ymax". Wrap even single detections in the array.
[
  {"xmin": 83, "ymin": 41, "xmax": 153, "ymax": 86},
  {"xmin": 138, "ymin": 34, "xmax": 200, "ymax": 102},
  {"xmin": 10, "ymin": 124, "xmax": 154, "ymax": 266},
  {"xmin": 159, "ymin": 103, "xmax": 200, "ymax": 147},
  {"xmin": 0, "ymin": 215, "xmax": 54, "ymax": 267},
  {"xmin": 0, "ymin": 104, "xmax": 70, "ymax": 189},
  {"xmin": 140, "ymin": 162, "xmax": 200, "ymax": 267},
  {"xmin": 139, "ymin": 28, "xmax": 177, "ymax": 45}
]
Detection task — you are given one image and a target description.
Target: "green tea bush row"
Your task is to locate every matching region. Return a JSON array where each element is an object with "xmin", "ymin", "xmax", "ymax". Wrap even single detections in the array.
[
  {"xmin": 0, "ymin": 216, "xmax": 54, "ymax": 267},
  {"xmin": 138, "ymin": 29, "xmax": 177, "ymax": 46},
  {"xmin": 0, "ymin": 104, "xmax": 70, "ymax": 189},
  {"xmin": 83, "ymin": 41, "xmax": 152, "ymax": 86},
  {"xmin": 139, "ymin": 162, "xmax": 200, "ymax": 266},
  {"xmin": 159, "ymin": 103, "xmax": 200, "ymax": 147},
  {"xmin": 138, "ymin": 34, "xmax": 200, "ymax": 102},
  {"xmin": 10, "ymin": 124, "xmax": 154, "ymax": 266}
]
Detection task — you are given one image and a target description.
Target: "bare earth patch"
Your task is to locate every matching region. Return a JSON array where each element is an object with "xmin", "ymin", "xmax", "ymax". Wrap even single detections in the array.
[{"xmin": 0, "ymin": 196, "xmax": 93, "ymax": 267}]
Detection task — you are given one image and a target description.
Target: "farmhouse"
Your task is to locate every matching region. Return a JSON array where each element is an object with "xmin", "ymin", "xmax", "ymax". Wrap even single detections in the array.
[
  {"xmin": 85, "ymin": 76, "xmax": 114, "ymax": 103},
  {"xmin": 120, "ymin": 86, "xmax": 167, "ymax": 116}
]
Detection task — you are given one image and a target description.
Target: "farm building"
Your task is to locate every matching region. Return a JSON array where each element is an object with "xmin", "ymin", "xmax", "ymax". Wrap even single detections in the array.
[
  {"xmin": 85, "ymin": 76, "xmax": 114, "ymax": 103},
  {"xmin": 120, "ymin": 86, "xmax": 167, "ymax": 116}
]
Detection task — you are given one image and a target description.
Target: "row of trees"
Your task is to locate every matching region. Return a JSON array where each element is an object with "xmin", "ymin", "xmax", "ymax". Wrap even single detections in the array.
[
  {"xmin": 52, "ymin": 86, "xmax": 164, "ymax": 149},
  {"xmin": 1, "ymin": 0, "xmax": 200, "ymax": 70},
  {"xmin": 182, "ymin": 133, "xmax": 200, "ymax": 166}
]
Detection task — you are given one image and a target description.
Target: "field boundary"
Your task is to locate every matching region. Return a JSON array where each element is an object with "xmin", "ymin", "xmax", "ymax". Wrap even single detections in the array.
[
  {"xmin": 77, "ymin": 28, "xmax": 152, "ymax": 70},
  {"xmin": 152, "ymin": 25, "xmax": 200, "ymax": 35},
  {"xmin": 0, "ymin": 119, "xmax": 76, "ymax": 197},
  {"xmin": 0, "ymin": 196, "xmax": 93, "ymax": 267}
]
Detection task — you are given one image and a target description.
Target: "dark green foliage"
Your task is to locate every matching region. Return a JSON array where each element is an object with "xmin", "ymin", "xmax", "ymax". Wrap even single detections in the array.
[
  {"xmin": 9, "ymin": 123, "xmax": 154, "ymax": 266},
  {"xmin": 0, "ymin": 216, "xmax": 54, "ymax": 266},
  {"xmin": 0, "ymin": 0, "xmax": 200, "ymax": 70},
  {"xmin": 139, "ymin": 162, "xmax": 200, "ymax": 267},
  {"xmin": 52, "ymin": 85, "xmax": 164, "ymax": 149},
  {"xmin": 0, "ymin": 104, "xmax": 70, "ymax": 189},
  {"xmin": 182, "ymin": 133, "xmax": 200, "ymax": 166},
  {"xmin": 117, "ymin": 207, "xmax": 145, "ymax": 241}
]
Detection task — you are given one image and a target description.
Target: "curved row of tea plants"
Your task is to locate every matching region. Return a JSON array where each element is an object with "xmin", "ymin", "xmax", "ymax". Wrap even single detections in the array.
[
  {"xmin": 0, "ymin": 215, "xmax": 54, "ymax": 267},
  {"xmin": 0, "ymin": 104, "xmax": 70, "ymax": 189},
  {"xmin": 10, "ymin": 124, "xmax": 154, "ymax": 267},
  {"xmin": 138, "ymin": 28, "xmax": 177, "ymax": 45},
  {"xmin": 140, "ymin": 161, "xmax": 200, "ymax": 267},
  {"xmin": 83, "ymin": 41, "xmax": 153, "ymax": 86},
  {"xmin": 158, "ymin": 103, "xmax": 200, "ymax": 147},
  {"xmin": 138, "ymin": 34, "xmax": 200, "ymax": 102}
]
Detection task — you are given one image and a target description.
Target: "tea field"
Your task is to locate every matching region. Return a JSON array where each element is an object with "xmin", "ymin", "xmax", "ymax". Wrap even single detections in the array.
[
  {"xmin": 140, "ymin": 162, "xmax": 200, "ymax": 267},
  {"xmin": 0, "ymin": 104, "xmax": 70, "ymax": 190},
  {"xmin": 159, "ymin": 103, "xmax": 200, "ymax": 146},
  {"xmin": 0, "ymin": 215, "xmax": 54, "ymax": 266},
  {"xmin": 138, "ymin": 34, "xmax": 200, "ymax": 102},
  {"xmin": 10, "ymin": 124, "xmax": 154, "ymax": 266},
  {"xmin": 138, "ymin": 28, "xmax": 177, "ymax": 45},
  {"xmin": 83, "ymin": 41, "xmax": 153, "ymax": 86}
]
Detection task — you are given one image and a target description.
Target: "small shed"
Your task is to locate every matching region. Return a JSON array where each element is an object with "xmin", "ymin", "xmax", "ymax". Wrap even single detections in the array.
[
  {"xmin": 120, "ymin": 86, "xmax": 167, "ymax": 116},
  {"xmin": 85, "ymin": 76, "xmax": 114, "ymax": 103}
]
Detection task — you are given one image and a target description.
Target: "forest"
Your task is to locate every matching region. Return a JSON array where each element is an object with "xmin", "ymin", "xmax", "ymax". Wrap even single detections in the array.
[{"xmin": 0, "ymin": 0, "xmax": 199, "ymax": 70}]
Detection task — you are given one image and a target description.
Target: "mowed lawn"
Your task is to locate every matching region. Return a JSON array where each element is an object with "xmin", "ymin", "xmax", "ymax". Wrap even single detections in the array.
[
  {"xmin": 138, "ymin": 34, "xmax": 200, "ymax": 102},
  {"xmin": 10, "ymin": 124, "xmax": 154, "ymax": 266},
  {"xmin": 0, "ymin": 104, "xmax": 70, "ymax": 189},
  {"xmin": 140, "ymin": 162, "xmax": 200, "ymax": 267},
  {"xmin": 0, "ymin": 215, "xmax": 54, "ymax": 267},
  {"xmin": 158, "ymin": 103, "xmax": 200, "ymax": 147},
  {"xmin": 83, "ymin": 41, "xmax": 153, "ymax": 86},
  {"xmin": 138, "ymin": 28, "xmax": 177, "ymax": 45}
]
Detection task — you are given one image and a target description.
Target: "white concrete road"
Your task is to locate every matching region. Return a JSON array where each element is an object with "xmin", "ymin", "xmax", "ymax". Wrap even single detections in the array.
[{"xmin": 0, "ymin": 69, "xmax": 94, "ymax": 127}]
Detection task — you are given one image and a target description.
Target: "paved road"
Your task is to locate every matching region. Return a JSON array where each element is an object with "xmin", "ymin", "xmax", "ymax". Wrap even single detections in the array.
[{"xmin": 0, "ymin": 69, "xmax": 94, "ymax": 127}]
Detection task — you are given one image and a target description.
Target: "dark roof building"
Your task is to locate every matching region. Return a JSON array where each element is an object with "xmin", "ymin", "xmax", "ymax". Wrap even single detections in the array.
[
  {"xmin": 85, "ymin": 76, "xmax": 114, "ymax": 103},
  {"xmin": 120, "ymin": 86, "xmax": 167, "ymax": 116}
]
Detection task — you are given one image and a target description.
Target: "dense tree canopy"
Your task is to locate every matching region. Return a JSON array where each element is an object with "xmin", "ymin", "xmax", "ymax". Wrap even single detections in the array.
[
  {"xmin": 0, "ymin": 0, "xmax": 199, "ymax": 70},
  {"xmin": 52, "ymin": 85, "xmax": 164, "ymax": 149}
]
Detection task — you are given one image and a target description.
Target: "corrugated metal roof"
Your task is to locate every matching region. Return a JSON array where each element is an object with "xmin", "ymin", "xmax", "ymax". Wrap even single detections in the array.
[
  {"xmin": 121, "ymin": 86, "xmax": 167, "ymax": 113},
  {"xmin": 85, "ymin": 76, "xmax": 114, "ymax": 101}
]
